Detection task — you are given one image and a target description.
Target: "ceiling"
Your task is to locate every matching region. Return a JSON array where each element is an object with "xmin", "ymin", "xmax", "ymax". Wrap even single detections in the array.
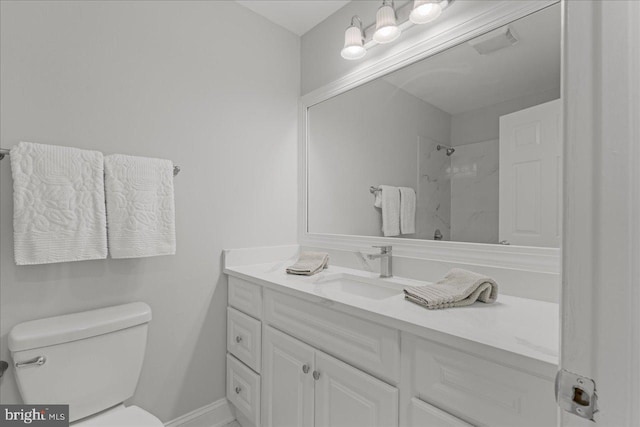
[
  {"xmin": 236, "ymin": 1, "xmax": 350, "ymax": 36},
  {"xmin": 383, "ymin": 4, "xmax": 561, "ymax": 115}
]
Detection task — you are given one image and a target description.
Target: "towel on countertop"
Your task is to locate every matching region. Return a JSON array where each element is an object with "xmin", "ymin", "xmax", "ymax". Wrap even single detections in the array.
[
  {"xmin": 10, "ymin": 141, "xmax": 108, "ymax": 265},
  {"xmin": 286, "ymin": 251, "xmax": 329, "ymax": 276},
  {"xmin": 379, "ymin": 185, "xmax": 400, "ymax": 237},
  {"xmin": 403, "ymin": 268, "xmax": 498, "ymax": 309},
  {"xmin": 399, "ymin": 187, "xmax": 416, "ymax": 235},
  {"xmin": 104, "ymin": 154, "xmax": 176, "ymax": 258}
]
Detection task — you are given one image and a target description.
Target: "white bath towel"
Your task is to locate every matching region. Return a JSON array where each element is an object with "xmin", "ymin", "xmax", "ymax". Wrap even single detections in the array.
[
  {"xmin": 10, "ymin": 141, "xmax": 107, "ymax": 265},
  {"xmin": 104, "ymin": 154, "xmax": 176, "ymax": 258},
  {"xmin": 403, "ymin": 268, "xmax": 498, "ymax": 309},
  {"xmin": 379, "ymin": 185, "xmax": 400, "ymax": 237},
  {"xmin": 399, "ymin": 187, "xmax": 416, "ymax": 235}
]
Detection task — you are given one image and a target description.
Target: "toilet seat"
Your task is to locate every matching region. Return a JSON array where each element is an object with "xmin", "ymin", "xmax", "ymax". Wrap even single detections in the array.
[{"xmin": 73, "ymin": 405, "xmax": 163, "ymax": 427}]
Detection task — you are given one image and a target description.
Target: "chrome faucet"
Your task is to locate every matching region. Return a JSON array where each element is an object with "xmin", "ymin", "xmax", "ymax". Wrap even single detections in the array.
[{"xmin": 367, "ymin": 245, "xmax": 393, "ymax": 278}]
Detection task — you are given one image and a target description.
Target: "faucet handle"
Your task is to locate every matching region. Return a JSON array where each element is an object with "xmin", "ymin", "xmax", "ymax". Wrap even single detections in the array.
[{"xmin": 372, "ymin": 245, "xmax": 392, "ymax": 254}]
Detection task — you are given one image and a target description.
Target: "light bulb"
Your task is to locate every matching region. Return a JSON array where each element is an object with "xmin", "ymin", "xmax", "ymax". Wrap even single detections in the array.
[
  {"xmin": 373, "ymin": 2, "xmax": 401, "ymax": 44},
  {"xmin": 341, "ymin": 45, "xmax": 366, "ymax": 60},
  {"xmin": 410, "ymin": 0, "xmax": 442, "ymax": 24}
]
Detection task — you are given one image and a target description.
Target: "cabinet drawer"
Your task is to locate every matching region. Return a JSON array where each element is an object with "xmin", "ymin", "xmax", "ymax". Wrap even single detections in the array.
[
  {"xmin": 264, "ymin": 289, "xmax": 400, "ymax": 384},
  {"xmin": 229, "ymin": 276, "xmax": 262, "ymax": 319},
  {"xmin": 227, "ymin": 307, "xmax": 262, "ymax": 373},
  {"xmin": 402, "ymin": 335, "xmax": 556, "ymax": 427},
  {"xmin": 408, "ymin": 398, "xmax": 473, "ymax": 427},
  {"xmin": 227, "ymin": 354, "xmax": 261, "ymax": 427}
]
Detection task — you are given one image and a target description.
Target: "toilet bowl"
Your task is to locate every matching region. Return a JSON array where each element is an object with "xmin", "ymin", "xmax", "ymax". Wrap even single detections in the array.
[{"xmin": 8, "ymin": 302, "xmax": 163, "ymax": 426}]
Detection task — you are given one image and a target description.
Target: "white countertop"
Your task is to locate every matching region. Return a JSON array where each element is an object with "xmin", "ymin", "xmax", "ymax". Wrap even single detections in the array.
[{"xmin": 225, "ymin": 261, "xmax": 559, "ymax": 367}]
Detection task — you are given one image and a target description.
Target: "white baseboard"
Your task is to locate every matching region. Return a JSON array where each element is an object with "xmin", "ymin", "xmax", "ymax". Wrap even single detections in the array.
[{"xmin": 165, "ymin": 398, "xmax": 235, "ymax": 427}]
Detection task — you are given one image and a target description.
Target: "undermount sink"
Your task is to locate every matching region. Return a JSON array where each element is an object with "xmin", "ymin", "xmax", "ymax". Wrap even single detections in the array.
[{"xmin": 311, "ymin": 273, "xmax": 409, "ymax": 300}]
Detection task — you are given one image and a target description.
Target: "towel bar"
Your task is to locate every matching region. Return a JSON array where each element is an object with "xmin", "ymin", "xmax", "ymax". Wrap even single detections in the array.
[
  {"xmin": 0, "ymin": 147, "xmax": 180, "ymax": 177},
  {"xmin": 370, "ymin": 186, "xmax": 381, "ymax": 194}
]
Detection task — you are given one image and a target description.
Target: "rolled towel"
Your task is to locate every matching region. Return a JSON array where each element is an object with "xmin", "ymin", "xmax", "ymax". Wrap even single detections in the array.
[
  {"xmin": 403, "ymin": 268, "xmax": 498, "ymax": 309},
  {"xmin": 286, "ymin": 251, "xmax": 329, "ymax": 276}
]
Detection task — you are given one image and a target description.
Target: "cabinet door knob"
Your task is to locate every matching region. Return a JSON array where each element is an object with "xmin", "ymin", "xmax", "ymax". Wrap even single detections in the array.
[
  {"xmin": 302, "ymin": 364, "xmax": 310, "ymax": 374},
  {"xmin": 235, "ymin": 386, "xmax": 242, "ymax": 394},
  {"xmin": 235, "ymin": 336, "xmax": 242, "ymax": 343},
  {"xmin": 312, "ymin": 370, "xmax": 320, "ymax": 380}
]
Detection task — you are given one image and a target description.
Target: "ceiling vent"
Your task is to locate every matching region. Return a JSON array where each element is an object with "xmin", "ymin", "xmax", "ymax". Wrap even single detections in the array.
[{"xmin": 468, "ymin": 26, "xmax": 519, "ymax": 55}]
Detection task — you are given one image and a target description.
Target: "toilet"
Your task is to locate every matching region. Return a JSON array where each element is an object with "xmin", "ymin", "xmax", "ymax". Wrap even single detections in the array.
[{"xmin": 8, "ymin": 302, "xmax": 163, "ymax": 426}]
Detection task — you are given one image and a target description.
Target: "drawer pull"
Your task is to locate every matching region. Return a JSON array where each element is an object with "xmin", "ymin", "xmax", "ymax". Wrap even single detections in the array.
[
  {"xmin": 302, "ymin": 364, "xmax": 310, "ymax": 374},
  {"xmin": 235, "ymin": 336, "xmax": 243, "ymax": 343},
  {"xmin": 235, "ymin": 386, "xmax": 242, "ymax": 394},
  {"xmin": 313, "ymin": 370, "xmax": 320, "ymax": 380}
]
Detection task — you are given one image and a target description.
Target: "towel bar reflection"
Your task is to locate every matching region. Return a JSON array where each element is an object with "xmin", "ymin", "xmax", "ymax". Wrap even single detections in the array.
[{"xmin": 0, "ymin": 148, "xmax": 181, "ymax": 177}]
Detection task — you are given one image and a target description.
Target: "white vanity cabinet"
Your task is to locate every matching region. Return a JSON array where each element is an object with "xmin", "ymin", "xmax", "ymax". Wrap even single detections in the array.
[
  {"xmin": 262, "ymin": 326, "xmax": 398, "ymax": 427},
  {"xmin": 227, "ymin": 276, "xmax": 399, "ymax": 427},
  {"xmin": 226, "ymin": 273, "xmax": 557, "ymax": 427}
]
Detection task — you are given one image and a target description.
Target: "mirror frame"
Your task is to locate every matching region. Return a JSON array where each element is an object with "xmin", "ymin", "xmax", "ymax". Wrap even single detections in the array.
[{"xmin": 299, "ymin": 0, "xmax": 561, "ymax": 273}]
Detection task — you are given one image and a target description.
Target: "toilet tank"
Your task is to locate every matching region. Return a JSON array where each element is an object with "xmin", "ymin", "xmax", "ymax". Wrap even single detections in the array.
[{"xmin": 8, "ymin": 303, "xmax": 152, "ymax": 423}]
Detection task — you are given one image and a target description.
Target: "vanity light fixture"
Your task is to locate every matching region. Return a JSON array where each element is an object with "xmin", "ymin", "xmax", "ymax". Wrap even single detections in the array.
[
  {"xmin": 410, "ymin": 0, "xmax": 443, "ymax": 24},
  {"xmin": 340, "ymin": 0, "xmax": 454, "ymax": 60},
  {"xmin": 373, "ymin": 0, "xmax": 401, "ymax": 44},
  {"xmin": 341, "ymin": 16, "xmax": 366, "ymax": 60}
]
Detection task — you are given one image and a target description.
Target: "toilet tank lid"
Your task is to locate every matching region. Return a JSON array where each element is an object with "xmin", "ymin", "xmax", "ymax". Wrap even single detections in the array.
[{"xmin": 8, "ymin": 302, "xmax": 152, "ymax": 352}]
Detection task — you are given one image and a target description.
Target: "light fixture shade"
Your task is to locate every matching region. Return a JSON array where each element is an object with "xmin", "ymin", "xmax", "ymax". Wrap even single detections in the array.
[
  {"xmin": 410, "ymin": 0, "xmax": 442, "ymax": 24},
  {"xmin": 373, "ymin": 3, "xmax": 401, "ymax": 44},
  {"xmin": 341, "ymin": 25, "xmax": 366, "ymax": 60}
]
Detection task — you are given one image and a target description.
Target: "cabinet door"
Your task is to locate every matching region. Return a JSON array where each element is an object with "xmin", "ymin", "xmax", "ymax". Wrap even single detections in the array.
[
  {"xmin": 262, "ymin": 326, "xmax": 315, "ymax": 427},
  {"xmin": 314, "ymin": 351, "xmax": 398, "ymax": 427},
  {"xmin": 407, "ymin": 398, "xmax": 473, "ymax": 427}
]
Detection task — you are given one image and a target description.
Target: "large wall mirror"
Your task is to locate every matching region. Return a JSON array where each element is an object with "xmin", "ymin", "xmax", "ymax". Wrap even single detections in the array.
[{"xmin": 307, "ymin": 3, "xmax": 561, "ymax": 249}]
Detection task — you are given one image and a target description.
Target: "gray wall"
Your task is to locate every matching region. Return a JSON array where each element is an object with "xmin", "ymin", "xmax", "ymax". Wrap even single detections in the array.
[
  {"xmin": 449, "ymin": 88, "xmax": 561, "ymax": 147},
  {"xmin": 0, "ymin": 1, "xmax": 299, "ymax": 423},
  {"xmin": 308, "ymin": 80, "xmax": 450, "ymax": 239}
]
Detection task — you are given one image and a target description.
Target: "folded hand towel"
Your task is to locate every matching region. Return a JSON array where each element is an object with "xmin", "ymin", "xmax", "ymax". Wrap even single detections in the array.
[
  {"xmin": 379, "ymin": 185, "xmax": 400, "ymax": 237},
  {"xmin": 403, "ymin": 268, "xmax": 498, "ymax": 309},
  {"xmin": 286, "ymin": 251, "xmax": 329, "ymax": 276},
  {"xmin": 10, "ymin": 141, "xmax": 107, "ymax": 265},
  {"xmin": 399, "ymin": 187, "xmax": 416, "ymax": 235},
  {"xmin": 104, "ymin": 154, "xmax": 176, "ymax": 258}
]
